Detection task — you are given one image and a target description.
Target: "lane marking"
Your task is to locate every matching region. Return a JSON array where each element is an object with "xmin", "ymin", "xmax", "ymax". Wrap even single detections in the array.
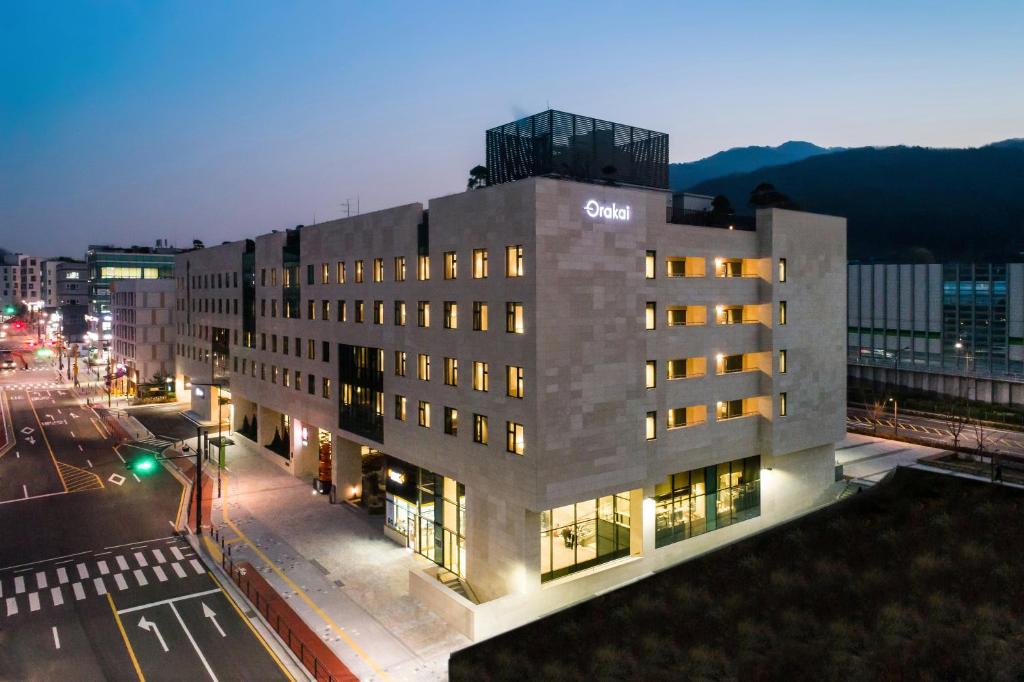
[
  {"xmin": 169, "ymin": 601, "xmax": 218, "ymax": 681},
  {"xmin": 152, "ymin": 549, "xmax": 166, "ymax": 564},
  {"xmin": 133, "ymin": 474, "xmax": 141, "ymax": 483},
  {"xmin": 114, "ymin": 574, "xmax": 128, "ymax": 591},
  {"xmin": 52, "ymin": 626, "xmax": 61, "ymax": 649},
  {"xmin": 190, "ymin": 559, "xmax": 204, "ymax": 575},
  {"xmin": 170, "ymin": 547, "xmax": 185, "ymax": 561},
  {"xmin": 98, "ymin": 560, "xmax": 110, "ymax": 575},
  {"xmin": 107, "ymin": 593, "xmax": 145, "ymax": 682},
  {"xmin": 69, "ymin": 431, "xmax": 75, "ymax": 438},
  {"xmin": 5, "ymin": 597, "xmax": 15, "ymax": 616},
  {"xmin": 78, "ymin": 444, "xmax": 84, "ymax": 452},
  {"xmin": 134, "ymin": 552, "xmax": 148, "ymax": 567},
  {"xmin": 26, "ymin": 391, "xmax": 68, "ymax": 492},
  {"xmin": 35, "ymin": 571, "xmax": 47, "ymax": 589},
  {"xmin": 77, "ymin": 562, "xmax": 88, "ymax": 579},
  {"xmin": 51, "ymin": 586, "xmax": 63, "ymax": 606},
  {"xmin": 116, "ymin": 587, "xmax": 221, "ymax": 615},
  {"xmin": 22, "ymin": 484, "xmax": 28, "ymax": 498},
  {"xmin": 133, "ymin": 569, "xmax": 148, "ymax": 587},
  {"xmin": 0, "ymin": 549, "xmax": 90, "ymax": 572},
  {"xmin": 14, "ymin": 576, "xmax": 25, "ymax": 593},
  {"xmin": 87, "ymin": 459, "xmax": 93, "ymax": 467},
  {"xmin": 94, "ymin": 577, "xmax": 108, "ymax": 595},
  {"xmin": 28, "ymin": 592, "xmax": 40, "ymax": 611},
  {"xmin": 57, "ymin": 567, "xmax": 69, "ymax": 583},
  {"xmin": 73, "ymin": 582, "xmax": 85, "ymax": 600},
  {"xmin": 116, "ymin": 555, "xmax": 130, "ymax": 571},
  {"xmin": 153, "ymin": 565, "xmax": 168, "ymax": 582},
  {"xmin": 105, "ymin": 535, "xmax": 176, "ymax": 550}
]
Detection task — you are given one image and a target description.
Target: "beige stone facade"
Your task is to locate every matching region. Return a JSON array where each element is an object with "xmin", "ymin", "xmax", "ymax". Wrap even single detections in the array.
[{"xmin": 174, "ymin": 176, "xmax": 846, "ymax": 638}]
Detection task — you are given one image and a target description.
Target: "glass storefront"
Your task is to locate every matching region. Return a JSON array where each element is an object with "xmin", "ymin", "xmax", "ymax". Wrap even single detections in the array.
[
  {"xmin": 385, "ymin": 459, "xmax": 466, "ymax": 577},
  {"xmin": 540, "ymin": 491, "xmax": 631, "ymax": 583},
  {"xmin": 655, "ymin": 455, "xmax": 760, "ymax": 548}
]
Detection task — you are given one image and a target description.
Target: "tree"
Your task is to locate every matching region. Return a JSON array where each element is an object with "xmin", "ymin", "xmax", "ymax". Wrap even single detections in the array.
[
  {"xmin": 711, "ymin": 194, "xmax": 734, "ymax": 216},
  {"xmin": 867, "ymin": 399, "xmax": 886, "ymax": 435},
  {"xmin": 748, "ymin": 182, "xmax": 800, "ymax": 210},
  {"xmin": 467, "ymin": 165, "xmax": 488, "ymax": 190},
  {"xmin": 942, "ymin": 387, "xmax": 971, "ymax": 453}
]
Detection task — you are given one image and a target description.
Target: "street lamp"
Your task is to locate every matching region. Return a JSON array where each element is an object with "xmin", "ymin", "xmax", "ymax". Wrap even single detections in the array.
[{"xmin": 888, "ymin": 397, "xmax": 899, "ymax": 437}]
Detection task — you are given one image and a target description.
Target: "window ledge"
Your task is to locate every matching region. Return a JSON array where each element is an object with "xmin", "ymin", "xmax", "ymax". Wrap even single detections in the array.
[{"xmin": 716, "ymin": 412, "xmax": 757, "ymax": 422}]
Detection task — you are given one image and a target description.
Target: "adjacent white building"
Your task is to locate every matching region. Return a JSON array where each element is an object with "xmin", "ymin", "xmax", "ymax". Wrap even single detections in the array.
[
  {"xmin": 111, "ymin": 278, "xmax": 176, "ymax": 396},
  {"xmin": 174, "ymin": 111, "xmax": 847, "ymax": 639}
]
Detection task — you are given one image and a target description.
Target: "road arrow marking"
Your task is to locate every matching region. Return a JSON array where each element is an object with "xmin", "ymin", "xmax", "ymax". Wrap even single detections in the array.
[
  {"xmin": 70, "ymin": 412, "xmax": 79, "ymax": 419},
  {"xmin": 202, "ymin": 602, "xmax": 226, "ymax": 637},
  {"xmin": 138, "ymin": 616, "xmax": 169, "ymax": 652},
  {"xmin": 45, "ymin": 414, "xmax": 53, "ymax": 420},
  {"xmin": 20, "ymin": 426, "xmax": 34, "ymax": 435},
  {"xmin": 25, "ymin": 436, "xmax": 35, "ymax": 445}
]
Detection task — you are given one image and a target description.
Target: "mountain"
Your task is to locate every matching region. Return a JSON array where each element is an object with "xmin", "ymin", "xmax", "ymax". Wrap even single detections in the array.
[
  {"xmin": 985, "ymin": 138, "xmax": 1024, "ymax": 150},
  {"xmin": 686, "ymin": 145, "xmax": 1024, "ymax": 262},
  {"xmin": 668, "ymin": 141, "xmax": 839, "ymax": 191}
]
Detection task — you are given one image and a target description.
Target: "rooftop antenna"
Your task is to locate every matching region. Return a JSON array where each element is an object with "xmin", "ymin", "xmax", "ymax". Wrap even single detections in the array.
[{"xmin": 340, "ymin": 197, "xmax": 361, "ymax": 218}]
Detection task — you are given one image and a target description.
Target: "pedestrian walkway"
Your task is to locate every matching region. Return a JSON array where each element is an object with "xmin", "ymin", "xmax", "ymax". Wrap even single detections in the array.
[
  {"xmin": 838, "ymin": 432, "xmax": 948, "ymax": 484},
  {"xmin": 205, "ymin": 435, "xmax": 467, "ymax": 681}
]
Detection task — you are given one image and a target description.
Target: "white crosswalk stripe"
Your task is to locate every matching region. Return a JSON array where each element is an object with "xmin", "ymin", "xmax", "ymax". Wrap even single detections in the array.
[
  {"xmin": 76, "ymin": 563, "xmax": 88, "ymax": 580},
  {"xmin": 28, "ymin": 593, "xmax": 39, "ymax": 612},
  {"xmin": 133, "ymin": 570, "xmax": 148, "ymax": 587},
  {"xmin": 98, "ymin": 560, "xmax": 109, "ymax": 575},
  {"xmin": 172, "ymin": 563, "xmax": 187, "ymax": 579},
  {"xmin": 72, "ymin": 583, "xmax": 85, "ymax": 600},
  {"xmin": 114, "ymin": 574, "xmax": 128, "ymax": 591},
  {"xmin": 190, "ymin": 559, "xmax": 204, "ymax": 575},
  {"xmin": 93, "ymin": 577, "xmax": 107, "ymax": 596},
  {"xmin": 171, "ymin": 546, "xmax": 185, "ymax": 561},
  {"xmin": 50, "ymin": 587, "xmax": 63, "ymax": 606},
  {"xmin": 116, "ymin": 556, "xmax": 129, "ymax": 571},
  {"xmin": 152, "ymin": 549, "xmax": 167, "ymax": 564},
  {"xmin": 153, "ymin": 566, "xmax": 168, "ymax": 582},
  {"xmin": 134, "ymin": 552, "xmax": 148, "ymax": 567},
  {"xmin": 57, "ymin": 567, "xmax": 69, "ymax": 584},
  {"xmin": 35, "ymin": 571, "xmax": 47, "ymax": 589}
]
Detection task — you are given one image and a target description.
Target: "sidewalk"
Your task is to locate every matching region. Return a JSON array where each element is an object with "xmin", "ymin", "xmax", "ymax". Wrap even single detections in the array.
[{"xmin": 205, "ymin": 435, "xmax": 467, "ymax": 681}]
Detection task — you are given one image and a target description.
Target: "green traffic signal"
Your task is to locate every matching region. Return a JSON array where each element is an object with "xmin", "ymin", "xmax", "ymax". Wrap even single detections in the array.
[{"xmin": 126, "ymin": 453, "xmax": 158, "ymax": 474}]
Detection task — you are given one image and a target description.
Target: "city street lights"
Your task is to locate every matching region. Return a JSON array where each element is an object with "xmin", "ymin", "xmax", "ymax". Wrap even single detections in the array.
[{"xmin": 888, "ymin": 397, "xmax": 899, "ymax": 436}]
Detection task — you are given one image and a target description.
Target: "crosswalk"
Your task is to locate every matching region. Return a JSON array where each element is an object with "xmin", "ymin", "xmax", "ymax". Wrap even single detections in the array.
[
  {"xmin": 846, "ymin": 415, "xmax": 1024, "ymax": 449},
  {"xmin": 0, "ymin": 538, "xmax": 206, "ymax": 617},
  {"xmin": 1, "ymin": 382, "xmax": 65, "ymax": 391},
  {"xmin": 132, "ymin": 436, "xmax": 177, "ymax": 453}
]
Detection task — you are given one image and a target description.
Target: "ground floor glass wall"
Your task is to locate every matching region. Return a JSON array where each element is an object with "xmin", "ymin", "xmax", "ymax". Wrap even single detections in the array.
[
  {"xmin": 655, "ymin": 455, "xmax": 760, "ymax": 548},
  {"xmin": 385, "ymin": 460, "xmax": 466, "ymax": 578},
  {"xmin": 540, "ymin": 491, "xmax": 631, "ymax": 583}
]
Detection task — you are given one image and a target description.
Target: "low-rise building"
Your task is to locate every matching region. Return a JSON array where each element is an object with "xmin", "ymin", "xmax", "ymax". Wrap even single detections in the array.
[{"xmin": 111, "ymin": 278, "xmax": 176, "ymax": 397}]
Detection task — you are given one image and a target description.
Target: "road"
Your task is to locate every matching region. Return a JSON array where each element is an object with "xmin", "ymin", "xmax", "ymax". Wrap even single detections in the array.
[
  {"xmin": 848, "ymin": 405, "xmax": 1024, "ymax": 457},
  {"xmin": 0, "ymin": 327, "xmax": 292, "ymax": 681}
]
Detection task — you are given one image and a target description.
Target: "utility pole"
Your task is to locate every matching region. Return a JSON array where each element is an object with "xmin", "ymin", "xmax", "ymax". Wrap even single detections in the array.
[{"xmin": 195, "ymin": 425, "xmax": 204, "ymax": 534}]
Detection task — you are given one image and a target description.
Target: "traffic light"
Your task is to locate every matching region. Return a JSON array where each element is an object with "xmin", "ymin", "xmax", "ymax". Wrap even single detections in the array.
[
  {"xmin": 3, "ymin": 306, "xmax": 14, "ymax": 315},
  {"xmin": 125, "ymin": 452, "xmax": 158, "ymax": 474}
]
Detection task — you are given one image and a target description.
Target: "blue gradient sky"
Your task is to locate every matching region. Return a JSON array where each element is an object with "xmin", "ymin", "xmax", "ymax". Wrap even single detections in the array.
[{"xmin": 2, "ymin": 1, "xmax": 1022, "ymax": 257}]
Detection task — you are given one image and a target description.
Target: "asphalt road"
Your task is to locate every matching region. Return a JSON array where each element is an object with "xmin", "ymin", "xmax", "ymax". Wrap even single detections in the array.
[
  {"xmin": 848, "ymin": 405, "xmax": 1024, "ymax": 457},
  {"xmin": 0, "ymin": 329, "xmax": 291, "ymax": 681}
]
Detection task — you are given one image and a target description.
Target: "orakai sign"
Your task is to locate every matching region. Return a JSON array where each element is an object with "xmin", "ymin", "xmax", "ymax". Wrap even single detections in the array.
[{"xmin": 583, "ymin": 199, "xmax": 631, "ymax": 221}]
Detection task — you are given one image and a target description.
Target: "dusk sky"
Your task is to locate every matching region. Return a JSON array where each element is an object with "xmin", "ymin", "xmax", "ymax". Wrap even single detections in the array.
[{"xmin": 2, "ymin": 1, "xmax": 1021, "ymax": 257}]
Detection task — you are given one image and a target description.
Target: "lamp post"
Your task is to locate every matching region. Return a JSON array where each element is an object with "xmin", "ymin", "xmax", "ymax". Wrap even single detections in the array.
[{"xmin": 888, "ymin": 397, "xmax": 899, "ymax": 436}]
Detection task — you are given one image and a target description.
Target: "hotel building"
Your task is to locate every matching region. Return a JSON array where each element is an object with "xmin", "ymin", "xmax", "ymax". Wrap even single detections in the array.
[{"xmin": 175, "ymin": 111, "xmax": 846, "ymax": 639}]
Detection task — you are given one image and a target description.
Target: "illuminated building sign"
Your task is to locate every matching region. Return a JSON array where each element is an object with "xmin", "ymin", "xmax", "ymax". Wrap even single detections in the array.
[
  {"xmin": 388, "ymin": 468, "xmax": 406, "ymax": 485},
  {"xmin": 584, "ymin": 199, "xmax": 630, "ymax": 221}
]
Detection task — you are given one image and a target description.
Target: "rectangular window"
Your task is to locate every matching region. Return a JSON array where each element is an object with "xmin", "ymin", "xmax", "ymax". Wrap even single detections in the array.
[
  {"xmin": 444, "ymin": 301, "xmax": 458, "ymax": 329},
  {"xmin": 354, "ymin": 260, "xmax": 364, "ymax": 283},
  {"xmin": 472, "ymin": 361, "xmax": 489, "ymax": 391},
  {"xmin": 321, "ymin": 263, "xmax": 329, "ymax": 284},
  {"xmin": 282, "ymin": 336, "xmax": 290, "ymax": 355},
  {"xmin": 667, "ymin": 305, "xmax": 707, "ymax": 326},
  {"xmin": 645, "ymin": 250, "xmax": 656, "ymax": 279},
  {"xmin": 473, "ymin": 414, "xmax": 488, "ymax": 444},
  {"xmin": 778, "ymin": 258, "xmax": 787, "ymax": 283},
  {"xmin": 779, "ymin": 349, "xmax": 787, "ymax": 374},
  {"xmin": 306, "ymin": 264, "xmax": 314, "ymax": 285},
  {"xmin": 645, "ymin": 360, "xmax": 656, "ymax": 389},
  {"xmin": 355, "ymin": 300, "xmax": 364, "ymax": 323},
  {"xmin": 322, "ymin": 341, "xmax": 330, "ymax": 362},
  {"xmin": 337, "ymin": 300, "xmax": 346, "ymax": 322},
  {"xmin": 646, "ymin": 302, "xmax": 656, "ymax": 330},
  {"xmin": 417, "ymin": 353, "xmax": 431, "ymax": 381},
  {"xmin": 308, "ymin": 373, "xmax": 315, "ymax": 395},
  {"xmin": 295, "ymin": 371, "xmax": 302, "ymax": 391},
  {"xmin": 646, "ymin": 411, "xmax": 657, "ymax": 440},
  {"xmin": 322, "ymin": 299, "xmax": 330, "ymax": 321},
  {"xmin": 271, "ymin": 300, "xmax": 278, "ymax": 318},
  {"xmin": 444, "ymin": 407, "xmax": 458, "ymax": 436},
  {"xmin": 473, "ymin": 301, "xmax": 488, "ymax": 331},
  {"xmin": 472, "ymin": 249, "xmax": 488, "ymax": 278},
  {"xmin": 307, "ymin": 299, "xmax": 316, "ymax": 320},
  {"xmin": 418, "ymin": 401, "xmax": 430, "ymax": 428},
  {"xmin": 373, "ymin": 258, "xmax": 384, "ymax": 283},
  {"xmin": 260, "ymin": 268, "xmax": 266, "ymax": 286},
  {"xmin": 666, "ymin": 256, "xmax": 705, "ymax": 278},
  {"xmin": 505, "ymin": 302, "xmax": 524, "ymax": 334},
  {"xmin": 417, "ymin": 301, "xmax": 430, "ymax": 327},
  {"xmin": 307, "ymin": 338, "xmax": 315, "ymax": 360},
  {"xmin": 506, "ymin": 421, "xmax": 525, "ymax": 455},
  {"xmin": 505, "ymin": 245, "xmax": 524, "ymax": 277},
  {"xmin": 336, "ymin": 261, "xmax": 346, "ymax": 284},
  {"xmin": 395, "ymin": 395, "xmax": 407, "ymax": 421},
  {"xmin": 394, "ymin": 300, "xmax": 406, "ymax": 326},
  {"xmin": 506, "ymin": 365, "xmax": 524, "ymax": 398},
  {"xmin": 780, "ymin": 392, "xmax": 788, "ymax": 416},
  {"xmin": 444, "ymin": 357, "xmax": 458, "ymax": 386},
  {"xmin": 394, "ymin": 256, "xmax": 406, "ymax": 282},
  {"xmin": 667, "ymin": 357, "xmax": 706, "ymax": 379},
  {"xmin": 271, "ymin": 335, "xmax": 278, "ymax": 353},
  {"xmin": 444, "ymin": 251, "xmax": 457, "ymax": 280},
  {"xmin": 283, "ymin": 368, "xmax": 290, "ymax": 388},
  {"xmin": 779, "ymin": 300, "xmax": 787, "ymax": 325},
  {"xmin": 715, "ymin": 258, "xmax": 746, "ymax": 278},
  {"xmin": 417, "ymin": 255, "xmax": 430, "ymax": 281},
  {"xmin": 322, "ymin": 377, "xmax": 331, "ymax": 399},
  {"xmin": 271, "ymin": 366, "xmax": 278, "ymax": 384},
  {"xmin": 719, "ymin": 353, "xmax": 744, "ymax": 374},
  {"xmin": 260, "ymin": 299, "xmax": 266, "ymax": 317},
  {"xmin": 718, "ymin": 399, "xmax": 745, "ymax": 420},
  {"xmin": 295, "ymin": 337, "xmax": 301, "ymax": 357},
  {"xmin": 667, "ymin": 405, "xmax": 708, "ymax": 429},
  {"xmin": 395, "ymin": 351, "xmax": 406, "ymax": 376},
  {"xmin": 374, "ymin": 300, "xmax": 384, "ymax": 324}
]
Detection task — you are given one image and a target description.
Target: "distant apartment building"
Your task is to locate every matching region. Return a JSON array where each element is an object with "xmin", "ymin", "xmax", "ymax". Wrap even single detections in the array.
[
  {"xmin": 111, "ymin": 279, "xmax": 177, "ymax": 396},
  {"xmin": 41, "ymin": 258, "xmax": 90, "ymax": 342},
  {"xmin": 174, "ymin": 110, "xmax": 847, "ymax": 640},
  {"xmin": 0, "ymin": 252, "xmax": 18, "ymax": 310},
  {"xmin": 848, "ymin": 262, "xmax": 1024, "ymax": 405}
]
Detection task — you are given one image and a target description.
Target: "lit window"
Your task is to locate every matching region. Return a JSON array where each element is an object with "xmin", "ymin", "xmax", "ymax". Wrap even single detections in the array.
[
  {"xmin": 418, "ymin": 301, "xmax": 430, "ymax": 327},
  {"xmin": 337, "ymin": 261, "xmax": 345, "ymax": 283},
  {"xmin": 718, "ymin": 353, "xmax": 745, "ymax": 374},
  {"xmin": 444, "ymin": 407, "xmax": 458, "ymax": 436},
  {"xmin": 354, "ymin": 260, "xmax": 364, "ymax": 283},
  {"xmin": 717, "ymin": 399, "xmax": 746, "ymax": 420},
  {"xmin": 505, "ymin": 302, "xmax": 524, "ymax": 334},
  {"xmin": 307, "ymin": 299, "xmax": 316, "ymax": 320},
  {"xmin": 418, "ymin": 353, "xmax": 431, "ymax": 381},
  {"xmin": 355, "ymin": 300, "xmax": 364, "ymax": 323},
  {"xmin": 506, "ymin": 365, "xmax": 524, "ymax": 398},
  {"xmin": 716, "ymin": 305, "xmax": 744, "ymax": 325},
  {"xmin": 322, "ymin": 299, "xmax": 330, "ymax": 321},
  {"xmin": 444, "ymin": 301, "xmax": 458, "ymax": 329},
  {"xmin": 418, "ymin": 401, "xmax": 430, "ymax": 428},
  {"xmin": 646, "ymin": 411, "xmax": 657, "ymax": 440},
  {"xmin": 668, "ymin": 357, "xmax": 706, "ymax": 379},
  {"xmin": 322, "ymin": 377, "xmax": 331, "ymax": 399},
  {"xmin": 417, "ymin": 255, "xmax": 430, "ymax": 281},
  {"xmin": 337, "ymin": 300, "xmax": 346, "ymax": 322},
  {"xmin": 444, "ymin": 357, "xmax": 458, "ymax": 386},
  {"xmin": 394, "ymin": 300, "xmax": 406, "ymax": 326},
  {"xmin": 394, "ymin": 257, "xmax": 405, "ymax": 282},
  {"xmin": 645, "ymin": 360, "xmax": 656, "ymax": 389},
  {"xmin": 779, "ymin": 349, "xmax": 787, "ymax": 374},
  {"xmin": 373, "ymin": 258, "xmax": 384, "ymax": 283},
  {"xmin": 472, "ymin": 361, "xmax": 489, "ymax": 391},
  {"xmin": 469, "ymin": 414, "xmax": 487, "ymax": 444},
  {"xmin": 779, "ymin": 300, "xmax": 787, "ymax": 325},
  {"xmin": 715, "ymin": 258, "xmax": 744, "ymax": 278},
  {"xmin": 646, "ymin": 302, "xmax": 656, "ymax": 330},
  {"xmin": 395, "ymin": 395, "xmax": 406, "ymax": 420},
  {"xmin": 321, "ymin": 263, "xmax": 329, "ymax": 284},
  {"xmin": 374, "ymin": 300, "xmax": 384, "ymax": 324},
  {"xmin": 444, "ymin": 251, "xmax": 457, "ymax": 280},
  {"xmin": 307, "ymin": 338, "xmax": 315, "ymax": 360},
  {"xmin": 472, "ymin": 249, "xmax": 488, "ymax": 278},
  {"xmin": 505, "ymin": 245, "xmax": 524, "ymax": 277},
  {"xmin": 666, "ymin": 256, "xmax": 705, "ymax": 278},
  {"xmin": 473, "ymin": 302, "xmax": 488, "ymax": 331},
  {"xmin": 395, "ymin": 351, "xmax": 406, "ymax": 376},
  {"xmin": 779, "ymin": 392, "xmax": 788, "ymax": 416},
  {"xmin": 667, "ymin": 305, "xmax": 706, "ymax": 326},
  {"xmin": 506, "ymin": 421, "xmax": 525, "ymax": 455},
  {"xmin": 283, "ymin": 368, "xmax": 290, "ymax": 387},
  {"xmin": 778, "ymin": 258, "xmax": 787, "ymax": 283},
  {"xmin": 645, "ymin": 250, "xmax": 656, "ymax": 279}
]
